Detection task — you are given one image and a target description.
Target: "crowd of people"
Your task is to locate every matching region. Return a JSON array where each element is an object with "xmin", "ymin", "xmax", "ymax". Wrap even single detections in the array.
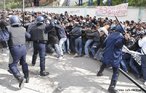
[{"xmin": 0, "ymin": 10, "xmax": 146, "ymax": 92}]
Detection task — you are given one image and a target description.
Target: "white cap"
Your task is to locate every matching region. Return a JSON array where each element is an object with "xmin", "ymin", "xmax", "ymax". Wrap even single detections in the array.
[{"xmin": 98, "ymin": 27, "xmax": 108, "ymax": 36}]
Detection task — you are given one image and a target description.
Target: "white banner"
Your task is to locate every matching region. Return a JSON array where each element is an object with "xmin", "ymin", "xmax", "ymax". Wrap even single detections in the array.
[{"xmin": 96, "ymin": 3, "xmax": 128, "ymax": 17}]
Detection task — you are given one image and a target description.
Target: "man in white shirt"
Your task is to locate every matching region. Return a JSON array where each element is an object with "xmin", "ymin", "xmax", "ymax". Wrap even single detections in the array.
[{"xmin": 138, "ymin": 32, "xmax": 146, "ymax": 85}]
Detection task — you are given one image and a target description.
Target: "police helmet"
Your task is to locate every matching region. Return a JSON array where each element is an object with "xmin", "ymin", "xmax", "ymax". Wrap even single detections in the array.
[
  {"xmin": 36, "ymin": 16, "xmax": 44, "ymax": 24},
  {"xmin": 9, "ymin": 15, "xmax": 21, "ymax": 26}
]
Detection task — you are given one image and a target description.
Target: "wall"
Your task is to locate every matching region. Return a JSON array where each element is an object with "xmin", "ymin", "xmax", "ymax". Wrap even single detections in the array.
[{"xmin": 23, "ymin": 6, "xmax": 146, "ymax": 22}]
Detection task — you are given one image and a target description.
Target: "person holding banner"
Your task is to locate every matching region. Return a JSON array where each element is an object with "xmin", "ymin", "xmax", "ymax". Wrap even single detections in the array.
[
  {"xmin": 78, "ymin": 0, "xmax": 83, "ymax": 6},
  {"xmin": 97, "ymin": 0, "xmax": 100, "ymax": 5},
  {"xmin": 97, "ymin": 25, "xmax": 130, "ymax": 93},
  {"xmin": 108, "ymin": 0, "xmax": 112, "ymax": 6},
  {"xmin": 88, "ymin": 0, "xmax": 93, "ymax": 6},
  {"xmin": 102, "ymin": 0, "xmax": 112, "ymax": 6}
]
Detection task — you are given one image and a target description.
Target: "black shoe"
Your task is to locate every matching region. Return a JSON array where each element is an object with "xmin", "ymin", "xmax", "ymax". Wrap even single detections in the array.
[
  {"xmin": 18, "ymin": 78, "xmax": 25, "ymax": 89},
  {"xmin": 108, "ymin": 86, "xmax": 118, "ymax": 93},
  {"xmin": 8, "ymin": 69, "xmax": 12, "ymax": 74},
  {"xmin": 40, "ymin": 71, "xmax": 49, "ymax": 76},
  {"xmin": 25, "ymin": 77, "xmax": 29, "ymax": 83},
  {"xmin": 97, "ymin": 72, "xmax": 103, "ymax": 76}
]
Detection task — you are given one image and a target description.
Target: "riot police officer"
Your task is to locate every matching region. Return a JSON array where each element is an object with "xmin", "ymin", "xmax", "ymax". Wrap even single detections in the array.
[
  {"xmin": 29, "ymin": 16, "xmax": 49, "ymax": 76},
  {"xmin": 7, "ymin": 15, "xmax": 30, "ymax": 89},
  {"xmin": 96, "ymin": 25, "xmax": 130, "ymax": 93}
]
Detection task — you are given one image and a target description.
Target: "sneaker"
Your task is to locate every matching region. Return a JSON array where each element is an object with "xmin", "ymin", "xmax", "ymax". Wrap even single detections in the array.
[
  {"xmin": 40, "ymin": 71, "xmax": 49, "ymax": 76},
  {"xmin": 67, "ymin": 51, "xmax": 71, "ymax": 54},
  {"xmin": 144, "ymin": 81, "xmax": 146, "ymax": 85},
  {"xmin": 74, "ymin": 53, "xmax": 78, "ymax": 57},
  {"xmin": 84, "ymin": 55, "xmax": 89, "ymax": 58},
  {"xmin": 58, "ymin": 56, "xmax": 63, "ymax": 60}
]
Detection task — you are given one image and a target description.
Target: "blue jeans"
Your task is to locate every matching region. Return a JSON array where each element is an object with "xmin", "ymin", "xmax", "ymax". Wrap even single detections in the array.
[
  {"xmin": 59, "ymin": 37, "xmax": 67, "ymax": 56},
  {"xmin": 120, "ymin": 60, "xmax": 128, "ymax": 72},
  {"xmin": 84, "ymin": 39, "xmax": 93, "ymax": 56},
  {"xmin": 97, "ymin": 0, "xmax": 100, "ymax": 5},
  {"xmin": 66, "ymin": 0, "xmax": 70, "ymax": 6},
  {"xmin": 129, "ymin": 57, "xmax": 141, "ymax": 76},
  {"xmin": 108, "ymin": 0, "xmax": 112, "ymax": 6},
  {"xmin": 63, "ymin": 38, "xmax": 70, "ymax": 53},
  {"xmin": 75, "ymin": 37, "xmax": 82, "ymax": 56},
  {"xmin": 54, "ymin": 44, "xmax": 61, "ymax": 58},
  {"xmin": 90, "ymin": 42, "xmax": 100, "ymax": 57},
  {"xmin": 88, "ymin": 0, "xmax": 93, "ymax": 6}
]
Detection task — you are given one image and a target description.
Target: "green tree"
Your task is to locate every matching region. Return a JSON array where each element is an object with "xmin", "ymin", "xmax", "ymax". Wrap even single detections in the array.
[{"xmin": 1, "ymin": 0, "xmax": 146, "ymax": 9}]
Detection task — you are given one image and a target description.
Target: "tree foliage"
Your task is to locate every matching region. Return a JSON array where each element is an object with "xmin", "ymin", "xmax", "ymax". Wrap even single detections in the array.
[{"xmin": 0, "ymin": 0, "xmax": 146, "ymax": 9}]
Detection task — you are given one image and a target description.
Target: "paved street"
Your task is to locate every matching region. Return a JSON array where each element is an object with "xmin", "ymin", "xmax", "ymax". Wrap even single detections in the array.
[{"xmin": 0, "ymin": 48, "xmax": 145, "ymax": 93}]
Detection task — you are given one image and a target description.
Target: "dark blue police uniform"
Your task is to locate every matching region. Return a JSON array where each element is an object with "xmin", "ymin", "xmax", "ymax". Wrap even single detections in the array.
[
  {"xmin": 97, "ymin": 25, "xmax": 126, "ymax": 93},
  {"xmin": 29, "ymin": 16, "xmax": 49, "ymax": 76},
  {"xmin": 7, "ymin": 15, "xmax": 30, "ymax": 89}
]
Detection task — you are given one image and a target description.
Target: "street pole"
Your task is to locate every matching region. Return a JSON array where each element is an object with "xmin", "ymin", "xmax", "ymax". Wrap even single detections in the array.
[
  {"xmin": 22, "ymin": 0, "xmax": 25, "ymax": 12},
  {"xmin": 22, "ymin": 0, "xmax": 25, "ymax": 26}
]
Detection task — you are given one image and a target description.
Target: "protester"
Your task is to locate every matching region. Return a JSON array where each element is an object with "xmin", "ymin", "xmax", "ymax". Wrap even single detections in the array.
[
  {"xmin": 78, "ymin": 0, "xmax": 83, "ymax": 6},
  {"xmin": 138, "ymin": 32, "xmax": 146, "ymax": 85},
  {"xmin": 1, "ymin": 10, "xmax": 146, "ymax": 88}
]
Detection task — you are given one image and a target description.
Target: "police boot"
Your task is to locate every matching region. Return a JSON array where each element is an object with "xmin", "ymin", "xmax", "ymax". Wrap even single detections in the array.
[
  {"xmin": 9, "ymin": 64, "xmax": 25, "ymax": 89},
  {"xmin": 18, "ymin": 76, "xmax": 25, "ymax": 89},
  {"xmin": 108, "ymin": 80, "xmax": 118, "ymax": 93},
  {"xmin": 32, "ymin": 55, "xmax": 37, "ymax": 66},
  {"xmin": 14, "ymin": 74, "xmax": 25, "ymax": 89},
  {"xmin": 97, "ymin": 64, "xmax": 106, "ymax": 76},
  {"xmin": 40, "ymin": 71, "xmax": 49, "ymax": 76},
  {"xmin": 8, "ymin": 69, "xmax": 12, "ymax": 74},
  {"xmin": 24, "ymin": 72, "xmax": 29, "ymax": 83},
  {"xmin": 8, "ymin": 64, "xmax": 13, "ymax": 74}
]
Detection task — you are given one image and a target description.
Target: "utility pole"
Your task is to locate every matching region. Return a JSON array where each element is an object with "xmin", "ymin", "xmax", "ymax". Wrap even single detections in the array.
[
  {"xmin": 22, "ymin": 0, "xmax": 25, "ymax": 12},
  {"xmin": 22, "ymin": 0, "xmax": 25, "ymax": 26}
]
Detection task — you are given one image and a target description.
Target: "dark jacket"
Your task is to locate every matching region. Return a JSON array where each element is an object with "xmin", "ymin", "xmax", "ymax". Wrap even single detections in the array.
[
  {"xmin": 85, "ymin": 30, "xmax": 100, "ymax": 42},
  {"xmin": 46, "ymin": 24, "xmax": 59, "ymax": 44},
  {"xmin": 69, "ymin": 26, "xmax": 82, "ymax": 39},
  {"xmin": 55, "ymin": 24, "xmax": 67, "ymax": 39},
  {"xmin": 85, "ymin": 30, "xmax": 95, "ymax": 39}
]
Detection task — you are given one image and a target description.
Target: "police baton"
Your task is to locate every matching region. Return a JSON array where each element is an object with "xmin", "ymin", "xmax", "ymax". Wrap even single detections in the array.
[
  {"xmin": 115, "ymin": 16, "xmax": 146, "ymax": 92},
  {"xmin": 119, "ymin": 68, "xmax": 146, "ymax": 92},
  {"xmin": 115, "ymin": 16, "xmax": 125, "ymax": 35}
]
